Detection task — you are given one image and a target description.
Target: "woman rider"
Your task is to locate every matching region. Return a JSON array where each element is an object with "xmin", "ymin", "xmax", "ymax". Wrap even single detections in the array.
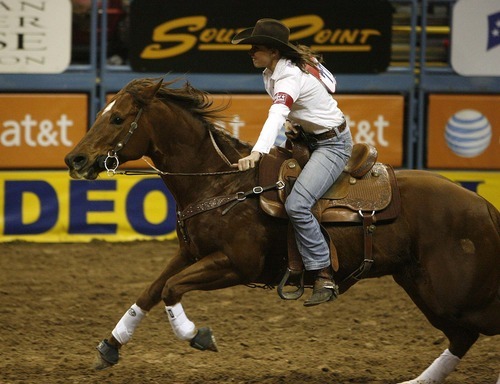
[{"xmin": 231, "ymin": 18, "xmax": 353, "ymax": 306}]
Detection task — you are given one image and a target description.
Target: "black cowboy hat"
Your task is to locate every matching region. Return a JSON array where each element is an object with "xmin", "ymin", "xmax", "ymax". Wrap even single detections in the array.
[{"xmin": 231, "ymin": 18, "xmax": 299, "ymax": 53}]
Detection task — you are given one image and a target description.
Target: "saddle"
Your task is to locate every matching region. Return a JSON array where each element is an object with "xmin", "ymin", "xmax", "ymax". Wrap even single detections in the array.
[{"xmin": 259, "ymin": 139, "xmax": 401, "ymax": 299}]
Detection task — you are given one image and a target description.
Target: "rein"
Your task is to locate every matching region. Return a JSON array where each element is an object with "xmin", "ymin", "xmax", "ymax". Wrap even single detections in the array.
[
  {"xmin": 104, "ymin": 107, "xmax": 241, "ymax": 177},
  {"xmin": 118, "ymin": 157, "xmax": 242, "ymax": 177}
]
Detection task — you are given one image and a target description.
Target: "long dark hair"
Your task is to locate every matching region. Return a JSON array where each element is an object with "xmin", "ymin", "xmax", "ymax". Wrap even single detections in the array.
[{"xmin": 282, "ymin": 44, "xmax": 325, "ymax": 72}]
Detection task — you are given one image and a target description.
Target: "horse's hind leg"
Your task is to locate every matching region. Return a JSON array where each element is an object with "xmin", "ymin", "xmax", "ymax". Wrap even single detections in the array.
[
  {"xmin": 395, "ymin": 274, "xmax": 485, "ymax": 384},
  {"xmin": 94, "ymin": 250, "xmax": 191, "ymax": 370},
  {"xmin": 399, "ymin": 323, "xmax": 479, "ymax": 384}
]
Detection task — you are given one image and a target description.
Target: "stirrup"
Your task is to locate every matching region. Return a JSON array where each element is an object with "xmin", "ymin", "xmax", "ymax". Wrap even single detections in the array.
[{"xmin": 277, "ymin": 268, "xmax": 305, "ymax": 300}]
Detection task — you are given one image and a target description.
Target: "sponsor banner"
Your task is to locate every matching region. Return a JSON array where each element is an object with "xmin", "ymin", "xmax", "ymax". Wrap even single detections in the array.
[
  {"xmin": 427, "ymin": 94, "xmax": 500, "ymax": 169},
  {"xmin": 451, "ymin": 0, "xmax": 500, "ymax": 76},
  {"xmin": 0, "ymin": 0, "xmax": 71, "ymax": 73},
  {"xmin": 0, "ymin": 171, "xmax": 177, "ymax": 242},
  {"xmin": 0, "ymin": 94, "xmax": 88, "ymax": 169},
  {"xmin": 436, "ymin": 171, "xmax": 500, "ymax": 209},
  {"xmin": 212, "ymin": 94, "xmax": 405, "ymax": 167},
  {"xmin": 1, "ymin": 170, "xmax": 499, "ymax": 242},
  {"xmin": 129, "ymin": 0, "xmax": 392, "ymax": 74},
  {"xmin": 0, "ymin": 92, "xmax": 403, "ymax": 171}
]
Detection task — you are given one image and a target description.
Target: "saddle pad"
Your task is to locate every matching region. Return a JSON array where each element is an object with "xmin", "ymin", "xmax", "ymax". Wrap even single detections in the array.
[{"xmin": 320, "ymin": 163, "xmax": 391, "ymax": 211}]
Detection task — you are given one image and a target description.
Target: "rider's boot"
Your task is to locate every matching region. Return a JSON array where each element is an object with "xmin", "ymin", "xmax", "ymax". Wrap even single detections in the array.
[{"xmin": 303, "ymin": 266, "xmax": 338, "ymax": 307}]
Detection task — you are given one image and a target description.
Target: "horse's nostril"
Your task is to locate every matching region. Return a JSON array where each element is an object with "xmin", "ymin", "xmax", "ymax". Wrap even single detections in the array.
[
  {"xmin": 97, "ymin": 155, "xmax": 107, "ymax": 169},
  {"xmin": 65, "ymin": 154, "xmax": 88, "ymax": 170},
  {"xmin": 73, "ymin": 155, "xmax": 88, "ymax": 170}
]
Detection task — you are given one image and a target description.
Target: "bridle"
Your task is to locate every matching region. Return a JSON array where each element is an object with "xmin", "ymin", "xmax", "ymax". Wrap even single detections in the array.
[
  {"xmin": 104, "ymin": 108, "xmax": 143, "ymax": 176},
  {"xmin": 103, "ymin": 106, "xmax": 241, "ymax": 177}
]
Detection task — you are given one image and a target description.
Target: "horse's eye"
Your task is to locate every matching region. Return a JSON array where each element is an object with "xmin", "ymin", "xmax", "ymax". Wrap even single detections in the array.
[{"xmin": 111, "ymin": 116, "xmax": 124, "ymax": 125}]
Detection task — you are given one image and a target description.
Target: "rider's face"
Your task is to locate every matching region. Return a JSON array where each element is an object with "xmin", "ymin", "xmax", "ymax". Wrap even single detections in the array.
[{"xmin": 248, "ymin": 45, "xmax": 278, "ymax": 70}]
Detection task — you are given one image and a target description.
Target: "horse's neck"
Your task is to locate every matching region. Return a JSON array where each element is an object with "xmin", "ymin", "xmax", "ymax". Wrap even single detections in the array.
[
  {"xmin": 209, "ymin": 128, "xmax": 251, "ymax": 165},
  {"xmin": 149, "ymin": 123, "xmax": 252, "ymax": 209},
  {"xmin": 150, "ymin": 129, "xmax": 237, "ymax": 172}
]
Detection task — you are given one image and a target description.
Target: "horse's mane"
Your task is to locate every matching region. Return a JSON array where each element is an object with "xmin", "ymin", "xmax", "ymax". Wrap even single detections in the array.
[{"xmin": 126, "ymin": 78, "xmax": 252, "ymax": 154}]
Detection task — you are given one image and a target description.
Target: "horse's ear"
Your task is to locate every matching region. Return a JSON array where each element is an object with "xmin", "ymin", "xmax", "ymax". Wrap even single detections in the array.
[{"xmin": 142, "ymin": 79, "xmax": 163, "ymax": 103}]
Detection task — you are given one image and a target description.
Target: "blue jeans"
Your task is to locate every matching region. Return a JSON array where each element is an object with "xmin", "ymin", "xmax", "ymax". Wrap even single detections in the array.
[{"xmin": 284, "ymin": 127, "xmax": 353, "ymax": 271}]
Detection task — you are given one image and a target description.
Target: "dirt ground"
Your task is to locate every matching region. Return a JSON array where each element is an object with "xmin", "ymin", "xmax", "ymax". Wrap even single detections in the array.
[{"xmin": 0, "ymin": 240, "xmax": 498, "ymax": 384}]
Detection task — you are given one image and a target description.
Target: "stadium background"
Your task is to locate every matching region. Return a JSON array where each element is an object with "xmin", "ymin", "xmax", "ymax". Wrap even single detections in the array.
[
  {"xmin": 1, "ymin": 0, "xmax": 499, "ymax": 241},
  {"xmin": 1, "ymin": 3, "xmax": 499, "ymax": 383}
]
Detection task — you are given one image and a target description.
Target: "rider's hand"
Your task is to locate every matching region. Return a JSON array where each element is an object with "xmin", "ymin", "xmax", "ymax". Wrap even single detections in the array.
[
  {"xmin": 232, "ymin": 151, "xmax": 262, "ymax": 171},
  {"xmin": 285, "ymin": 119, "xmax": 301, "ymax": 140}
]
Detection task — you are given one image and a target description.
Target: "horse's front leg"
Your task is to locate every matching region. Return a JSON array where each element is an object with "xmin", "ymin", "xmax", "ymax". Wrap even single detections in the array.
[
  {"xmin": 95, "ymin": 250, "xmax": 242, "ymax": 369},
  {"xmin": 94, "ymin": 249, "xmax": 190, "ymax": 370},
  {"xmin": 162, "ymin": 251, "xmax": 243, "ymax": 351}
]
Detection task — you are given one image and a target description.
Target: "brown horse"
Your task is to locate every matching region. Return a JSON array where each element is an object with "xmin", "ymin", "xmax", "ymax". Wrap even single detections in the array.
[{"xmin": 65, "ymin": 78, "xmax": 500, "ymax": 383}]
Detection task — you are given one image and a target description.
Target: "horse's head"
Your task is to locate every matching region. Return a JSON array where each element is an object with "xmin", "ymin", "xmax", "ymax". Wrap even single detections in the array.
[{"xmin": 65, "ymin": 78, "xmax": 163, "ymax": 180}]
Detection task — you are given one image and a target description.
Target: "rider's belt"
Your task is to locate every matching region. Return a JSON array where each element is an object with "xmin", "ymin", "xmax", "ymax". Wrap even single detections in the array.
[{"xmin": 307, "ymin": 120, "xmax": 346, "ymax": 141}]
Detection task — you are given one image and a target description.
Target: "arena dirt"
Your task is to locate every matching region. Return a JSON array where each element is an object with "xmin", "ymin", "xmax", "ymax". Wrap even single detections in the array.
[{"xmin": 1, "ymin": 240, "xmax": 498, "ymax": 384}]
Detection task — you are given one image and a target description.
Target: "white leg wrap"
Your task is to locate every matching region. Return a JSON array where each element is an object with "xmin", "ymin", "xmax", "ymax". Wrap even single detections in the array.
[
  {"xmin": 401, "ymin": 349, "xmax": 461, "ymax": 384},
  {"xmin": 165, "ymin": 303, "xmax": 197, "ymax": 341},
  {"xmin": 111, "ymin": 303, "xmax": 146, "ymax": 345}
]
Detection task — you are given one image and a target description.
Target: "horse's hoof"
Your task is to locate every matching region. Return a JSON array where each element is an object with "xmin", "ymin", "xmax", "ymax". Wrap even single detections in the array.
[
  {"xmin": 94, "ymin": 339, "xmax": 119, "ymax": 370},
  {"xmin": 93, "ymin": 352, "xmax": 115, "ymax": 370},
  {"xmin": 190, "ymin": 327, "xmax": 218, "ymax": 352}
]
